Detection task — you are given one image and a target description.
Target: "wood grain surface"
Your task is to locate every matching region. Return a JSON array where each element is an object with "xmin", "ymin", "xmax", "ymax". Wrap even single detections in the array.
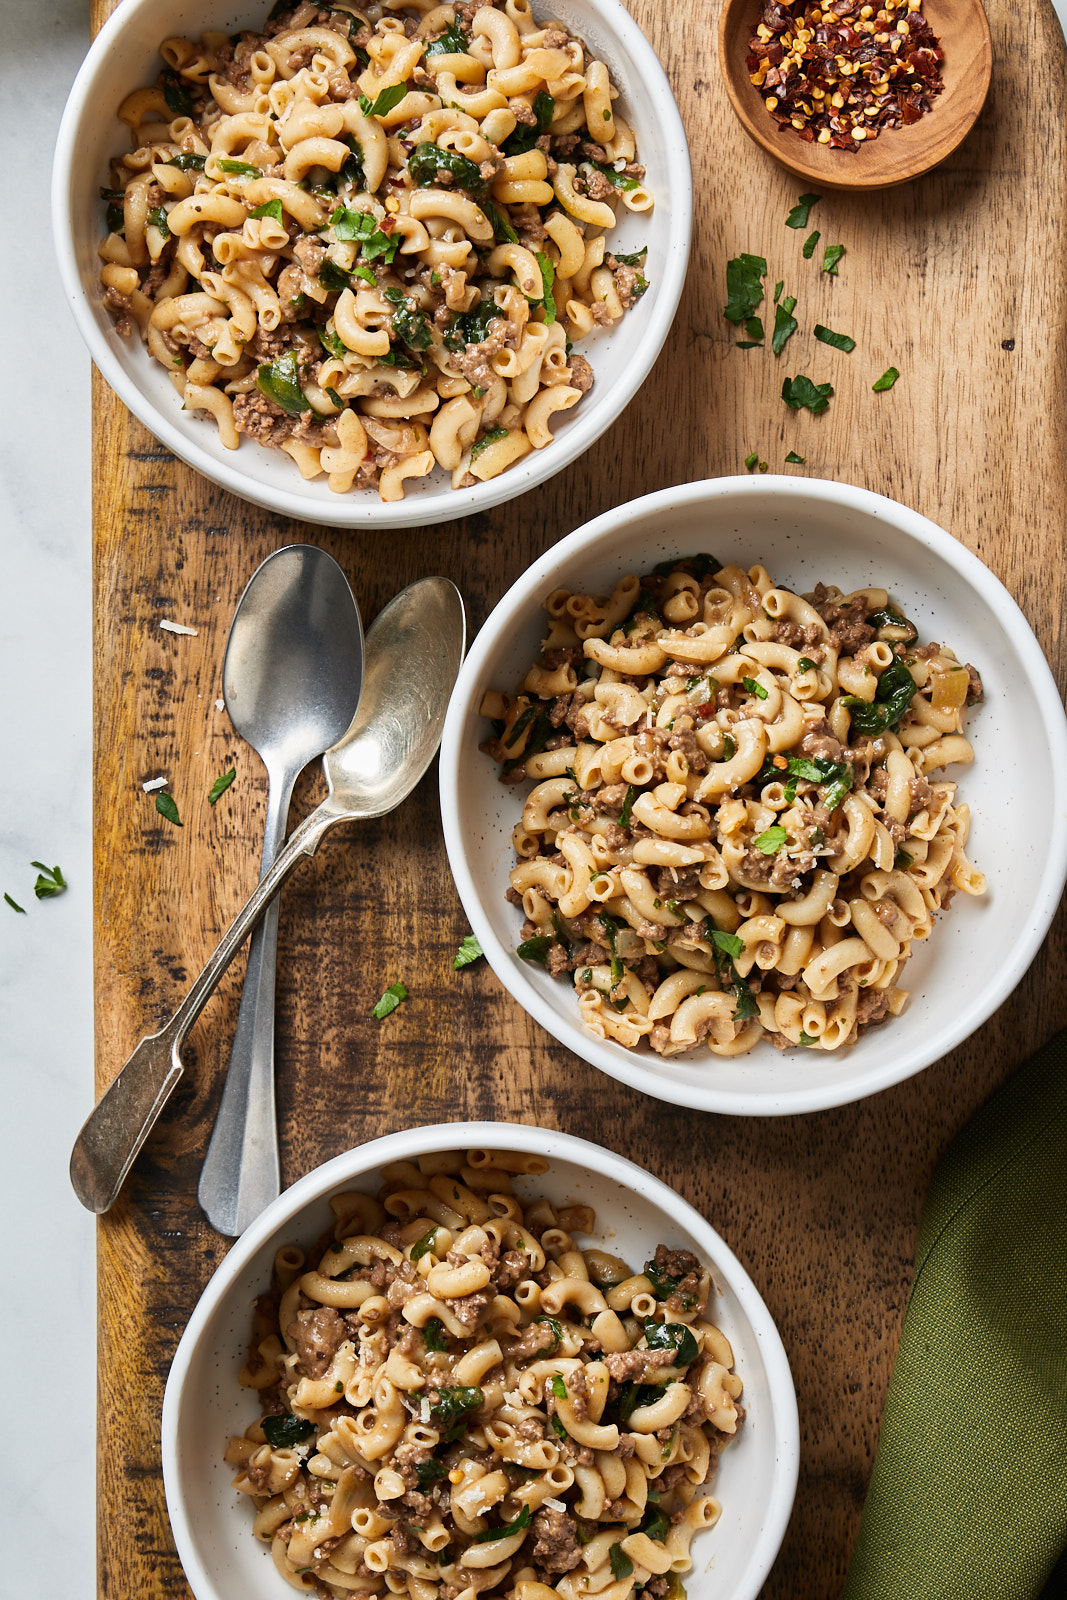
[{"xmin": 88, "ymin": 1, "xmax": 1067, "ymax": 1596}]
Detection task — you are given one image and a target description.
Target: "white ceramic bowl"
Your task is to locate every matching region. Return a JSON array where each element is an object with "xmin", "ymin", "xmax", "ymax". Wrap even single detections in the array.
[
  {"xmin": 439, "ymin": 477, "xmax": 1067, "ymax": 1115},
  {"xmin": 51, "ymin": 0, "xmax": 691, "ymax": 527},
  {"xmin": 162, "ymin": 1121, "xmax": 799, "ymax": 1600}
]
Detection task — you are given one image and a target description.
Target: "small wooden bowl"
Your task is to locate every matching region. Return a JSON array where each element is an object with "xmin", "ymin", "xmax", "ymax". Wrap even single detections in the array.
[{"xmin": 717, "ymin": 0, "xmax": 992, "ymax": 190}]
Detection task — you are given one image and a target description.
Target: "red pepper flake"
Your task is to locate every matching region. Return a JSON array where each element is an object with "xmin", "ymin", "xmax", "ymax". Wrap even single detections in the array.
[
  {"xmin": 746, "ymin": 0, "xmax": 944, "ymax": 152},
  {"xmin": 696, "ymin": 702, "xmax": 717, "ymax": 719}
]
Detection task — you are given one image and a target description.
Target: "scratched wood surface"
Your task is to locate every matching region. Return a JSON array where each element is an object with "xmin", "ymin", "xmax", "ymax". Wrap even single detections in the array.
[{"xmin": 89, "ymin": 1, "xmax": 1067, "ymax": 1596}]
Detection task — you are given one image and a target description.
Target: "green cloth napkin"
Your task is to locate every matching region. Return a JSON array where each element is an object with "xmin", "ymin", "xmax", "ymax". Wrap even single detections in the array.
[{"xmin": 842, "ymin": 1030, "xmax": 1067, "ymax": 1600}]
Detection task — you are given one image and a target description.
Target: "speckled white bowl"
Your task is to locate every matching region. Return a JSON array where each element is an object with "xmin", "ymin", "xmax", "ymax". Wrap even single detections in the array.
[
  {"xmin": 162, "ymin": 1122, "xmax": 798, "ymax": 1600},
  {"xmin": 52, "ymin": 0, "xmax": 691, "ymax": 527},
  {"xmin": 438, "ymin": 477, "xmax": 1067, "ymax": 1114}
]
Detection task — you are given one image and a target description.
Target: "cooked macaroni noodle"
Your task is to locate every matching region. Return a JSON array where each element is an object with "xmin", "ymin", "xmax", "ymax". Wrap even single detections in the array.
[
  {"xmin": 97, "ymin": 1, "xmax": 653, "ymax": 501},
  {"xmin": 481, "ymin": 558, "xmax": 986, "ymax": 1057},
  {"xmin": 227, "ymin": 1149, "xmax": 741, "ymax": 1600}
]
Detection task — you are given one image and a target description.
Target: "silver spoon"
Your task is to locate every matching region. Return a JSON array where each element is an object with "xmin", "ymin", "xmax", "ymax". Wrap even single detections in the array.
[
  {"xmin": 69, "ymin": 576, "xmax": 465, "ymax": 1218},
  {"xmin": 197, "ymin": 545, "xmax": 364, "ymax": 1239}
]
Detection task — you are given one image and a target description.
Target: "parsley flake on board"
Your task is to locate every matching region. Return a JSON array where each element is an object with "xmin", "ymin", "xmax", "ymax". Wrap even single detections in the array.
[
  {"xmin": 371, "ymin": 981, "xmax": 408, "ymax": 1019},
  {"xmin": 31, "ymin": 862, "xmax": 67, "ymax": 899},
  {"xmin": 723, "ymin": 253, "xmax": 767, "ymax": 325},
  {"xmin": 744, "ymin": 451, "xmax": 759, "ymax": 471},
  {"xmin": 773, "ymin": 279, "xmax": 784, "ymax": 302},
  {"xmin": 802, "ymin": 229, "xmax": 820, "ymax": 259},
  {"xmin": 772, "ymin": 298, "xmax": 798, "ymax": 356},
  {"xmin": 873, "ymin": 366, "xmax": 901, "ymax": 391},
  {"xmin": 781, "ymin": 374, "xmax": 834, "ymax": 414},
  {"xmin": 453, "ymin": 933, "xmax": 483, "ymax": 969},
  {"xmin": 207, "ymin": 768, "xmax": 236, "ymax": 805},
  {"xmin": 814, "ymin": 324, "xmax": 856, "ymax": 353},
  {"xmin": 822, "ymin": 243, "xmax": 846, "ymax": 275},
  {"xmin": 5, "ymin": 893, "xmax": 26, "ymax": 914},
  {"xmin": 155, "ymin": 792, "xmax": 182, "ymax": 827},
  {"xmin": 785, "ymin": 450, "xmax": 806, "ymax": 463},
  {"xmin": 786, "ymin": 192, "xmax": 821, "ymax": 228},
  {"xmin": 745, "ymin": 315, "xmax": 765, "ymax": 341}
]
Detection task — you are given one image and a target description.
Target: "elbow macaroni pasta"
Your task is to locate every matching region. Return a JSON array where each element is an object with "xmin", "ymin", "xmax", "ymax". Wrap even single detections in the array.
[
  {"xmin": 227, "ymin": 1150, "xmax": 739, "ymax": 1599},
  {"xmin": 482, "ymin": 557, "xmax": 986, "ymax": 1059},
  {"xmin": 98, "ymin": 1, "xmax": 654, "ymax": 501}
]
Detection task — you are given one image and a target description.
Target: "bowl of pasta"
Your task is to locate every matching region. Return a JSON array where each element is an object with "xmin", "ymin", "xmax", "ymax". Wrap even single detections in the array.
[
  {"xmin": 438, "ymin": 476, "xmax": 1067, "ymax": 1114},
  {"xmin": 161, "ymin": 1122, "xmax": 799, "ymax": 1600},
  {"xmin": 52, "ymin": 0, "xmax": 691, "ymax": 525}
]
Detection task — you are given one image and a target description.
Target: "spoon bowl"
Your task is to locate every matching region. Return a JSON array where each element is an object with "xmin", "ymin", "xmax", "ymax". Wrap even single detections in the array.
[
  {"xmin": 717, "ymin": 0, "xmax": 992, "ymax": 191},
  {"xmin": 199, "ymin": 545, "xmax": 364, "ymax": 1238},
  {"xmin": 69, "ymin": 576, "xmax": 465, "ymax": 1217}
]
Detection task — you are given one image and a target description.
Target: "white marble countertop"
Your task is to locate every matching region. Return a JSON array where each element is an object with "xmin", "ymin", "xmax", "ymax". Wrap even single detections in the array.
[{"xmin": 3, "ymin": 3, "xmax": 1065, "ymax": 1595}]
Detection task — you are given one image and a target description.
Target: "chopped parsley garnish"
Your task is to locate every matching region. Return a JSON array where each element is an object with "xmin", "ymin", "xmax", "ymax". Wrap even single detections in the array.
[
  {"xmin": 639, "ymin": 1503, "xmax": 670, "ymax": 1542},
  {"xmin": 359, "ymin": 83, "xmax": 410, "ymax": 118},
  {"xmin": 722, "ymin": 734, "xmax": 737, "ymax": 761},
  {"xmin": 772, "ymin": 298, "xmax": 798, "ymax": 356},
  {"xmin": 588, "ymin": 158, "xmax": 639, "ymax": 191},
  {"xmin": 422, "ymin": 1317, "xmax": 449, "ymax": 1352},
  {"xmin": 383, "ymin": 286, "xmax": 433, "ymax": 351},
  {"xmin": 415, "ymin": 1458, "xmax": 447, "ymax": 1486},
  {"xmin": 895, "ymin": 849, "xmax": 915, "ymax": 871},
  {"xmin": 217, "ymin": 158, "xmax": 260, "ymax": 177},
  {"xmin": 814, "ymin": 324, "xmax": 856, "ymax": 353},
  {"xmin": 598, "ymin": 912, "xmax": 625, "ymax": 988},
  {"xmin": 551, "ymin": 1414, "xmax": 568, "ymax": 1439},
  {"xmin": 454, "ymin": 933, "xmax": 483, "ymax": 969},
  {"xmin": 551, "ymin": 1375, "xmax": 568, "ymax": 1400},
  {"xmin": 644, "ymin": 1258, "xmax": 685, "ymax": 1300},
  {"xmin": 609, "ymin": 1546, "xmax": 634, "ymax": 1581},
  {"xmin": 619, "ymin": 784, "xmax": 636, "ymax": 829},
  {"xmin": 517, "ymin": 934, "xmax": 553, "ymax": 964},
  {"xmin": 330, "ymin": 206, "xmax": 399, "ymax": 263},
  {"xmin": 842, "ymin": 660, "xmax": 916, "ymax": 734},
  {"xmin": 164, "ymin": 152, "xmax": 206, "ymax": 171},
  {"xmin": 262, "ymin": 1414, "xmax": 316, "ymax": 1448},
  {"xmin": 161, "ymin": 67, "xmax": 194, "ymax": 115},
  {"xmin": 503, "ymin": 91, "xmax": 555, "ymax": 156},
  {"xmin": 754, "ymin": 825, "xmax": 788, "ymax": 854},
  {"xmin": 411, "ymin": 1227, "xmax": 438, "ymax": 1262},
  {"xmin": 146, "ymin": 205, "xmax": 170, "ymax": 238},
  {"xmin": 31, "ymin": 862, "xmax": 67, "ymax": 899},
  {"xmin": 535, "ymin": 1314, "xmax": 564, "ymax": 1348},
  {"xmin": 429, "ymin": 1386, "xmax": 483, "ymax": 1428},
  {"xmin": 249, "ymin": 197, "xmax": 284, "ymax": 222},
  {"xmin": 868, "ymin": 604, "xmax": 914, "ymax": 635},
  {"xmin": 614, "ymin": 248, "xmax": 648, "ymax": 266},
  {"xmin": 798, "ymin": 1031, "xmax": 819, "ymax": 1048},
  {"xmin": 207, "ymin": 768, "xmax": 236, "ymax": 805},
  {"xmin": 155, "ymin": 792, "xmax": 182, "ymax": 827},
  {"xmin": 723, "ymin": 253, "xmax": 767, "ymax": 326},
  {"xmin": 424, "ymin": 20, "xmax": 469, "ymax": 55},
  {"xmin": 408, "ymin": 141, "xmax": 489, "ymax": 198},
  {"xmin": 802, "ymin": 229, "xmax": 820, "ymax": 259},
  {"xmin": 617, "ymin": 1382, "xmax": 641, "ymax": 1422},
  {"xmin": 873, "ymin": 366, "xmax": 900, "ymax": 391},
  {"xmin": 796, "ymin": 656, "xmax": 817, "ymax": 672},
  {"xmin": 443, "ymin": 297, "xmax": 500, "ymax": 351},
  {"xmin": 5, "ymin": 893, "xmax": 26, "ymax": 914},
  {"xmin": 745, "ymin": 316, "xmax": 765, "ymax": 342},
  {"xmin": 643, "ymin": 1319, "xmax": 699, "ymax": 1366},
  {"xmin": 785, "ymin": 451, "xmax": 806, "ymax": 464},
  {"xmin": 742, "ymin": 675, "xmax": 769, "ymax": 700},
  {"xmin": 711, "ymin": 929, "xmax": 744, "ymax": 960},
  {"xmin": 781, "ymin": 374, "xmax": 833, "ymax": 414},
  {"xmin": 471, "ymin": 426, "xmax": 509, "ymax": 461},
  {"xmin": 786, "ymin": 192, "xmax": 821, "ymax": 229},
  {"xmin": 534, "ymin": 250, "xmax": 557, "ymax": 323},
  {"xmin": 822, "ymin": 243, "xmax": 845, "ymax": 275},
  {"xmin": 371, "ymin": 980, "xmax": 408, "ymax": 1019},
  {"xmin": 485, "ymin": 199, "xmax": 518, "ymax": 243},
  {"xmin": 257, "ymin": 350, "xmax": 311, "ymax": 414}
]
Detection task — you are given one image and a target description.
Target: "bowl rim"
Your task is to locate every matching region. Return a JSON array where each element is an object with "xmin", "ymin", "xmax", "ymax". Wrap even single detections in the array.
[
  {"xmin": 438, "ymin": 474, "xmax": 1067, "ymax": 1115},
  {"xmin": 50, "ymin": 0, "xmax": 693, "ymax": 528},
  {"xmin": 161, "ymin": 1119, "xmax": 800, "ymax": 1600}
]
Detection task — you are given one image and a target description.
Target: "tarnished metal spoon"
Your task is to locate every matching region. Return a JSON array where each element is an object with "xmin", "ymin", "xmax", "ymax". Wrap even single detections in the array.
[
  {"xmin": 198, "ymin": 546, "xmax": 364, "ymax": 1239},
  {"xmin": 69, "ymin": 577, "xmax": 465, "ymax": 1220}
]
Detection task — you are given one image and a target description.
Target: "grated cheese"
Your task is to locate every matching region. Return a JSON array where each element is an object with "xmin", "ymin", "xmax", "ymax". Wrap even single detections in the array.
[{"xmin": 159, "ymin": 618, "xmax": 199, "ymax": 636}]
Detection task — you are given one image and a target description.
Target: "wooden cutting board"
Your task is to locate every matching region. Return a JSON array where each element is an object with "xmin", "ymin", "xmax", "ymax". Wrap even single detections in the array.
[{"xmin": 89, "ymin": 1, "xmax": 1067, "ymax": 1595}]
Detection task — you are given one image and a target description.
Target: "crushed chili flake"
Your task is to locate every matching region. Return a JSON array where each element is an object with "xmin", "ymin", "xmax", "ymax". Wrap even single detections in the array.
[{"xmin": 747, "ymin": 0, "xmax": 944, "ymax": 152}]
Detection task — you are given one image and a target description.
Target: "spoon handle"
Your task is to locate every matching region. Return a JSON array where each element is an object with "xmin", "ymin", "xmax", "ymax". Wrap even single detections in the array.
[
  {"xmin": 69, "ymin": 803, "xmax": 340, "ymax": 1214},
  {"xmin": 197, "ymin": 773, "xmax": 294, "ymax": 1236}
]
